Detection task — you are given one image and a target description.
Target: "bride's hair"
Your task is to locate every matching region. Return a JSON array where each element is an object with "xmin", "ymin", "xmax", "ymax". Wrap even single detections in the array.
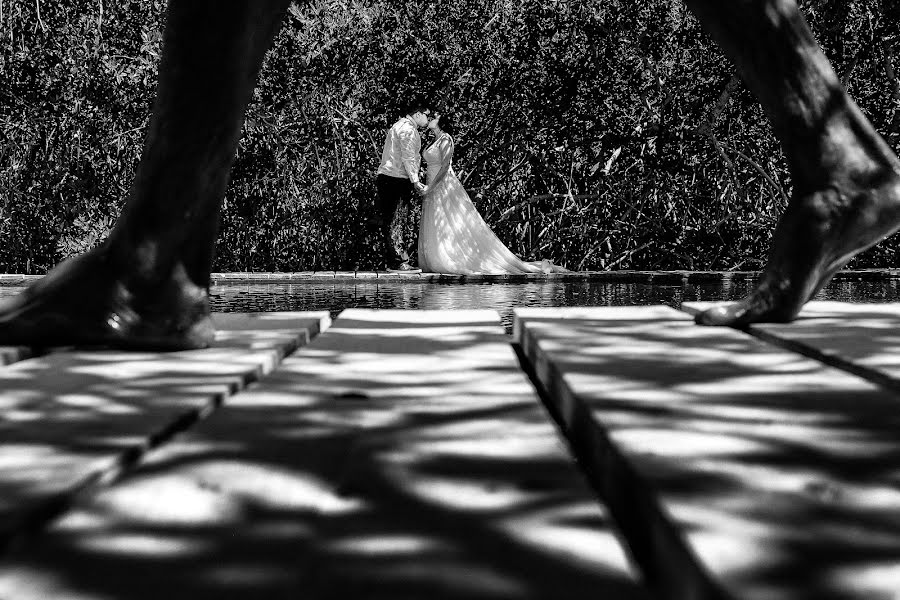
[{"xmin": 437, "ymin": 112, "xmax": 456, "ymax": 135}]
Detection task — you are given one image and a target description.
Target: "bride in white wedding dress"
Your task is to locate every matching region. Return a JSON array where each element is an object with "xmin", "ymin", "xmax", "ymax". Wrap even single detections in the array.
[{"xmin": 417, "ymin": 113, "xmax": 569, "ymax": 275}]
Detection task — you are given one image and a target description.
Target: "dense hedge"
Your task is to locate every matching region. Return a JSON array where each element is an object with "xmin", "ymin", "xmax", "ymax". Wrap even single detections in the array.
[{"xmin": 2, "ymin": 0, "xmax": 898, "ymax": 273}]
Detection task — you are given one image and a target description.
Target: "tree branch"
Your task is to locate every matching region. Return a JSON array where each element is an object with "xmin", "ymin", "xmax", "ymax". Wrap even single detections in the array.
[
  {"xmin": 719, "ymin": 142, "xmax": 790, "ymax": 207},
  {"xmin": 34, "ymin": 0, "xmax": 46, "ymax": 32},
  {"xmin": 840, "ymin": 45, "xmax": 867, "ymax": 89},
  {"xmin": 699, "ymin": 76, "xmax": 740, "ymax": 176},
  {"xmin": 883, "ymin": 37, "xmax": 900, "ymax": 133},
  {"xmin": 495, "ymin": 193, "xmax": 603, "ymax": 222}
]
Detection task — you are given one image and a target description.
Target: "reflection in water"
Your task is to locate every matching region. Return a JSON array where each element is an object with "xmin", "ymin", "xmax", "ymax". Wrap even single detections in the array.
[
  {"xmin": 207, "ymin": 277, "xmax": 900, "ymax": 333},
  {"xmin": 1, "ymin": 277, "xmax": 897, "ymax": 334}
]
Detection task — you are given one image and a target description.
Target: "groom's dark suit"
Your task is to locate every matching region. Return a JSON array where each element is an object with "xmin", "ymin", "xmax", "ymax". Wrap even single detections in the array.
[{"xmin": 375, "ymin": 116, "xmax": 422, "ymax": 270}]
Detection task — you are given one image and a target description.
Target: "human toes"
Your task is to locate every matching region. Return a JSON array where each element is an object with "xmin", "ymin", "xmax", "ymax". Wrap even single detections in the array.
[{"xmin": 694, "ymin": 302, "xmax": 749, "ymax": 326}]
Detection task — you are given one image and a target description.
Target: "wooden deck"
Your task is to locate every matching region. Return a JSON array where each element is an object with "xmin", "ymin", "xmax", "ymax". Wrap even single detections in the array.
[{"xmin": 1, "ymin": 302, "xmax": 899, "ymax": 598}]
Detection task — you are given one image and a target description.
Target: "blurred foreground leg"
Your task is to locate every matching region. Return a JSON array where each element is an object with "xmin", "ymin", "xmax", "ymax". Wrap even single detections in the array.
[
  {"xmin": 687, "ymin": 0, "xmax": 900, "ymax": 325},
  {"xmin": 0, "ymin": 0, "xmax": 290, "ymax": 349}
]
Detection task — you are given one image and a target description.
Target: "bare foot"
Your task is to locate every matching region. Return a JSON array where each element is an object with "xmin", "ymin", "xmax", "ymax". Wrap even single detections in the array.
[
  {"xmin": 0, "ymin": 247, "xmax": 214, "ymax": 350},
  {"xmin": 696, "ymin": 170, "xmax": 900, "ymax": 326}
]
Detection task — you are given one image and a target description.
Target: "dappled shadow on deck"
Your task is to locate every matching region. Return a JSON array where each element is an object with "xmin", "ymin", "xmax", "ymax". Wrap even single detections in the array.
[
  {"xmin": 0, "ymin": 311, "xmax": 647, "ymax": 599},
  {"xmin": 752, "ymin": 302, "xmax": 900, "ymax": 391},
  {"xmin": 0, "ymin": 320, "xmax": 309, "ymax": 542},
  {"xmin": 517, "ymin": 306, "xmax": 900, "ymax": 599}
]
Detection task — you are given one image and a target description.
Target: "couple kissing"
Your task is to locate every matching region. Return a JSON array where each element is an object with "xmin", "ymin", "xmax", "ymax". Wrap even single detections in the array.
[{"xmin": 375, "ymin": 103, "xmax": 568, "ymax": 275}]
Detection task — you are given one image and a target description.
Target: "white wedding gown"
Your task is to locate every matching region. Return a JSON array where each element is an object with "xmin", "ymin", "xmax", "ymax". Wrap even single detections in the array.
[{"xmin": 418, "ymin": 134, "xmax": 568, "ymax": 275}]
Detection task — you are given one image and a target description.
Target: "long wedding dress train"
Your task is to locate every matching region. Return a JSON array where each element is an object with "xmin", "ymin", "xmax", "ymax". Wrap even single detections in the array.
[{"xmin": 418, "ymin": 134, "xmax": 568, "ymax": 275}]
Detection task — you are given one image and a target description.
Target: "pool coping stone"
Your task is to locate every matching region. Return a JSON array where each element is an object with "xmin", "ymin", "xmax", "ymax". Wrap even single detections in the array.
[{"xmin": 2, "ymin": 269, "xmax": 900, "ymax": 286}]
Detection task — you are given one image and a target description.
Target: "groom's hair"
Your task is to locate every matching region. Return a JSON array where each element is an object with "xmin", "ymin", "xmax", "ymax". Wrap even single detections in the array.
[{"xmin": 404, "ymin": 102, "xmax": 430, "ymax": 116}]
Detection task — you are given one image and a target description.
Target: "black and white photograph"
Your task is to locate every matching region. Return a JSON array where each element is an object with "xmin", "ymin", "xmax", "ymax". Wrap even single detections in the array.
[{"xmin": 1, "ymin": 0, "xmax": 900, "ymax": 597}]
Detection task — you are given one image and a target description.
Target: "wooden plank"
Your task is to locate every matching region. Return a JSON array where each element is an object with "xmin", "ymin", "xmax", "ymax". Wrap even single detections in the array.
[
  {"xmin": 0, "ymin": 309, "xmax": 333, "ymax": 369},
  {"xmin": 0, "ymin": 288, "xmax": 31, "ymax": 366},
  {"xmin": 0, "ymin": 346, "xmax": 35, "ymax": 367},
  {"xmin": 685, "ymin": 300, "xmax": 900, "ymax": 393},
  {"xmin": 0, "ymin": 309, "xmax": 648, "ymax": 600},
  {"xmin": 515, "ymin": 305, "xmax": 900, "ymax": 600},
  {"xmin": 0, "ymin": 311, "xmax": 329, "ymax": 549}
]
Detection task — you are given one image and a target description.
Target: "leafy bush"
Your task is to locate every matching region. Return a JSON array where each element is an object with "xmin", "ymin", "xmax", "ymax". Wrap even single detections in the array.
[{"xmin": 2, "ymin": 0, "xmax": 898, "ymax": 273}]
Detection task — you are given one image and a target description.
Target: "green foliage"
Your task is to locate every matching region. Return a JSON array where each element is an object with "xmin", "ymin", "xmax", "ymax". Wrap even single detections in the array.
[
  {"xmin": 2, "ymin": 0, "xmax": 899, "ymax": 272},
  {"xmin": 1, "ymin": 0, "xmax": 164, "ymax": 272}
]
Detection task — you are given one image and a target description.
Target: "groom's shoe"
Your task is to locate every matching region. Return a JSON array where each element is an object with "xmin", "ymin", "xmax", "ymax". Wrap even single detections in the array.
[{"xmin": 387, "ymin": 262, "xmax": 422, "ymax": 274}]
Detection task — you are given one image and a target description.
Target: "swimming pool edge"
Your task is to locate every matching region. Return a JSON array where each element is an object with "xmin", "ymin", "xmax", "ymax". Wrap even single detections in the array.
[{"xmin": 2, "ymin": 269, "xmax": 900, "ymax": 286}]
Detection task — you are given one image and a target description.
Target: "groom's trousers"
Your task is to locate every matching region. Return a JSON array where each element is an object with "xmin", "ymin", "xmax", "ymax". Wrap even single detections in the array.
[{"xmin": 375, "ymin": 174, "xmax": 415, "ymax": 269}]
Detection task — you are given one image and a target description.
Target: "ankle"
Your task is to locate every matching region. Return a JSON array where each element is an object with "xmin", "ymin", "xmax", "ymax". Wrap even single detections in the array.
[{"xmin": 782, "ymin": 98, "xmax": 898, "ymax": 189}]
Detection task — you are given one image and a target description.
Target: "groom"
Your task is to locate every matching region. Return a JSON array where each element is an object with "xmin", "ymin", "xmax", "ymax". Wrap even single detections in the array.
[{"xmin": 375, "ymin": 104, "xmax": 430, "ymax": 272}]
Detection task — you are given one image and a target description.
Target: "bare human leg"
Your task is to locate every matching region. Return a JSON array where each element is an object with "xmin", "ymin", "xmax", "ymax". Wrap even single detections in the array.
[
  {"xmin": 0, "ymin": 0, "xmax": 291, "ymax": 349},
  {"xmin": 687, "ymin": 0, "xmax": 900, "ymax": 326}
]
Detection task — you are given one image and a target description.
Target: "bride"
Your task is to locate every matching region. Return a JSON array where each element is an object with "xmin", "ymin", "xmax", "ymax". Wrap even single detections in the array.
[{"xmin": 418, "ymin": 112, "xmax": 569, "ymax": 275}]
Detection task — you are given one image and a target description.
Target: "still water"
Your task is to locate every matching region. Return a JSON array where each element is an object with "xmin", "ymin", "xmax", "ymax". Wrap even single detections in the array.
[
  {"xmin": 209, "ymin": 277, "xmax": 900, "ymax": 332},
  {"xmin": 1, "ymin": 277, "xmax": 898, "ymax": 333}
]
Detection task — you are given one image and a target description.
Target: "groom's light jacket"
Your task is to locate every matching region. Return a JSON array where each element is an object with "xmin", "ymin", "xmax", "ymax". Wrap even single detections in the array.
[{"xmin": 377, "ymin": 116, "xmax": 422, "ymax": 185}]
